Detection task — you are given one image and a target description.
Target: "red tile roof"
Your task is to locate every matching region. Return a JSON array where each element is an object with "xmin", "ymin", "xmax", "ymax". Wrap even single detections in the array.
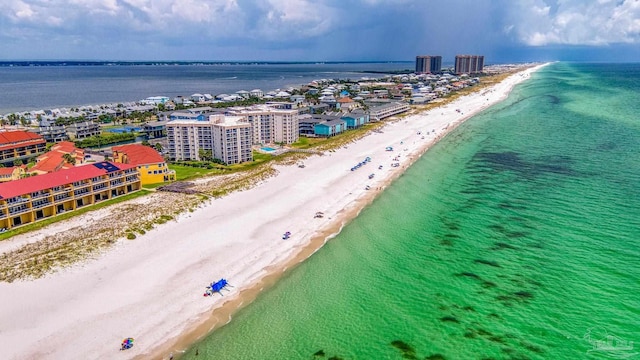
[
  {"xmin": 0, "ymin": 131, "xmax": 43, "ymax": 145},
  {"xmin": 112, "ymin": 144, "xmax": 164, "ymax": 166},
  {"xmin": 0, "ymin": 162, "xmax": 137, "ymax": 199},
  {"xmin": 337, "ymin": 97, "xmax": 354, "ymax": 103},
  {"xmin": 0, "ymin": 167, "xmax": 16, "ymax": 175}
]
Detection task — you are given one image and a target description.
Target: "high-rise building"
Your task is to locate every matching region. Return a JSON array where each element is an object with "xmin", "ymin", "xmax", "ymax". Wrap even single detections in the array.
[
  {"xmin": 226, "ymin": 105, "xmax": 299, "ymax": 145},
  {"xmin": 454, "ymin": 55, "xmax": 485, "ymax": 74},
  {"xmin": 166, "ymin": 114, "xmax": 253, "ymax": 164},
  {"xmin": 415, "ymin": 55, "xmax": 442, "ymax": 74}
]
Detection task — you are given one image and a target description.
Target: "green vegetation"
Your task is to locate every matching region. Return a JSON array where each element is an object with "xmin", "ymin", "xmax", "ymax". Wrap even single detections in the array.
[
  {"xmin": 0, "ymin": 190, "xmax": 151, "ymax": 242},
  {"xmin": 74, "ymin": 132, "xmax": 138, "ymax": 148}
]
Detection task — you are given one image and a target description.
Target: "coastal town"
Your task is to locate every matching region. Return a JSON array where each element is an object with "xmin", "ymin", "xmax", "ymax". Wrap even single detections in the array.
[
  {"xmin": 0, "ymin": 55, "xmax": 522, "ymax": 232},
  {"xmin": 0, "ymin": 57, "xmax": 543, "ymax": 360}
]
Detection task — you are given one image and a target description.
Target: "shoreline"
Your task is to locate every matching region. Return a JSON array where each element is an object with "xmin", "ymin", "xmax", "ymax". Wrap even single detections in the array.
[
  {"xmin": 144, "ymin": 63, "xmax": 550, "ymax": 359},
  {"xmin": 0, "ymin": 64, "xmax": 547, "ymax": 360}
]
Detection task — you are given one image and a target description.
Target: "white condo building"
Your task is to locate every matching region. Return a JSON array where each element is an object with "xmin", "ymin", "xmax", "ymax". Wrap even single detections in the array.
[
  {"xmin": 227, "ymin": 105, "xmax": 299, "ymax": 145},
  {"xmin": 166, "ymin": 114, "xmax": 252, "ymax": 164}
]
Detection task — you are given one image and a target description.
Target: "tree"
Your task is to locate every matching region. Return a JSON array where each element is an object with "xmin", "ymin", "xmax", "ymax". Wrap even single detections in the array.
[
  {"xmin": 62, "ymin": 153, "xmax": 76, "ymax": 165},
  {"xmin": 154, "ymin": 143, "xmax": 163, "ymax": 152},
  {"xmin": 141, "ymin": 140, "xmax": 151, "ymax": 147},
  {"xmin": 198, "ymin": 149, "xmax": 213, "ymax": 162}
]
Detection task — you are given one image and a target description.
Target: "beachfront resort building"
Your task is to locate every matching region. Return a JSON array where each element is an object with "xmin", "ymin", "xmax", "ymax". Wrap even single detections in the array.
[
  {"xmin": 0, "ymin": 131, "xmax": 47, "ymax": 166},
  {"xmin": 454, "ymin": 55, "xmax": 485, "ymax": 74},
  {"xmin": 166, "ymin": 114, "xmax": 253, "ymax": 164},
  {"xmin": 415, "ymin": 55, "xmax": 442, "ymax": 74},
  {"xmin": 112, "ymin": 144, "xmax": 175, "ymax": 185},
  {"xmin": 368, "ymin": 102, "xmax": 411, "ymax": 121},
  {"xmin": 226, "ymin": 105, "xmax": 299, "ymax": 145},
  {"xmin": 29, "ymin": 141, "xmax": 84, "ymax": 175},
  {"xmin": 0, "ymin": 162, "xmax": 140, "ymax": 229}
]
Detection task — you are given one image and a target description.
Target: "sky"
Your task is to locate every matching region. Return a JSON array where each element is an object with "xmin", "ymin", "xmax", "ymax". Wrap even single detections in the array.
[{"xmin": 1, "ymin": 0, "xmax": 639, "ymax": 63}]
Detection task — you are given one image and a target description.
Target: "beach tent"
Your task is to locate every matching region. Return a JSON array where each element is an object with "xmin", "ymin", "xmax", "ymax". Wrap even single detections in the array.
[{"xmin": 120, "ymin": 338, "xmax": 134, "ymax": 351}]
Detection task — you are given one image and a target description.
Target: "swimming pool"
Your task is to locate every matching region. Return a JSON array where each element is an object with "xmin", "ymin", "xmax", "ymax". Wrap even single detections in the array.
[{"xmin": 261, "ymin": 147, "xmax": 276, "ymax": 152}]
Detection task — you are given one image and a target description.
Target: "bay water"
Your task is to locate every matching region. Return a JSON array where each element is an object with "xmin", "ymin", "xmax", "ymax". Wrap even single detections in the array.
[{"xmin": 180, "ymin": 62, "xmax": 640, "ymax": 359}]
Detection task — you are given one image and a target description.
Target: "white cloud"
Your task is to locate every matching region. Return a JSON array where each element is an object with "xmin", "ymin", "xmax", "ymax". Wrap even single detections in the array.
[{"xmin": 506, "ymin": 0, "xmax": 640, "ymax": 46}]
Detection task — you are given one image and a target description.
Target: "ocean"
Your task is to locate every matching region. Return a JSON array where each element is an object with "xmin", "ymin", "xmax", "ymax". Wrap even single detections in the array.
[
  {"xmin": 179, "ymin": 62, "xmax": 640, "ymax": 359},
  {"xmin": 0, "ymin": 62, "xmax": 410, "ymax": 115}
]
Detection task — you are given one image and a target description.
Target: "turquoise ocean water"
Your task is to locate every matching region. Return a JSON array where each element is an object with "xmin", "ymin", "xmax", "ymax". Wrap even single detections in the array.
[{"xmin": 181, "ymin": 63, "xmax": 640, "ymax": 359}]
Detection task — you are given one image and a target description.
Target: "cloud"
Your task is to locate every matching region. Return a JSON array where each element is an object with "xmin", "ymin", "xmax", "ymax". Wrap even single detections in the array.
[
  {"xmin": 0, "ymin": 0, "xmax": 638, "ymax": 61},
  {"xmin": 505, "ymin": 0, "xmax": 640, "ymax": 46}
]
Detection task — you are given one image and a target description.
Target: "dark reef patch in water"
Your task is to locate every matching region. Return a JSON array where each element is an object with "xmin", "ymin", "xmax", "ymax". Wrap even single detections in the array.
[
  {"xmin": 481, "ymin": 281, "xmax": 497, "ymax": 288},
  {"xmin": 474, "ymin": 259, "xmax": 501, "ymax": 267},
  {"xmin": 425, "ymin": 354, "xmax": 447, "ymax": 360},
  {"xmin": 506, "ymin": 231, "xmax": 529, "ymax": 239},
  {"xmin": 390, "ymin": 340, "xmax": 417, "ymax": 359},
  {"xmin": 473, "ymin": 151, "xmax": 575, "ymax": 178},
  {"xmin": 440, "ymin": 316, "xmax": 460, "ymax": 323},
  {"xmin": 490, "ymin": 242, "xmax": 519, "ymax": 251},
  {"xmin": 456, "ymin": 272, "xmax": 482, "ymax": 280}
]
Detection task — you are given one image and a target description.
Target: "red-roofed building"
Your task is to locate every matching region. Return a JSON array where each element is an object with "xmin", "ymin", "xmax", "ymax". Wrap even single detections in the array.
[
  {"xmin": 112, "ymin": 144, "xmax": 175, "ymax": 185},
  {"xmin": 0, "ymin": 162, "xmax": 141, "ymax": 229},
  {"xmin": 0, "ymin": 166, "xmax": 26, "ymax": 182},
  {"xmin": 0, "ymin": 131, "xmax": 46, "ymax": 166},
  {"xmin": 30, "ymin": 141, "xmax": 85, "ymax": 175}
]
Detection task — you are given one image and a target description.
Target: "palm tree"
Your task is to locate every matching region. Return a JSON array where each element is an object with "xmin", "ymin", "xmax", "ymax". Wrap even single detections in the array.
[{"xmin": 62, "ymin": 153, "xmax": 76, "ymax": 165}]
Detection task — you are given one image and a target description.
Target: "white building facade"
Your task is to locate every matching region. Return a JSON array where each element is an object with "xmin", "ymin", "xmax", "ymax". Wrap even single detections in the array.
[{"xmin": 166, "ymin": 115, "xmax": 253, "ymax": 164}]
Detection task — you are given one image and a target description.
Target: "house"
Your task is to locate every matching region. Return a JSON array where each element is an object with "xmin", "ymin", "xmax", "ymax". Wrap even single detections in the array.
[
  {"xmin": 66, "ymin": 121, "xmax": 101, "ymax": 139},
  {"xmin": 112, "ymin": 144, "xmax": 175, "ymax": 185},
  {"xmin": 30, "ymin": 141, "xmax": 84, "ymax": 175},
  {"xmin": 190, "ymin": 94, "xmax": 206, "ymax": 103},
  {"xmin": 0, "ymin": 162, "xmax": 140, "ymax": 229},
  {"xmin": 250, "ymin": 89, "xmax": 264, "ymax": 98},
  {"xmin": 309, "ymin": 104, "xmax": 330, "ymax": 114},
  {"xmin": 35, "ymin": 119, "xmax": 69, "ymax": 143},
  {"xmin": 0, "ymin": 166, "xmax": 25, "ymax": 182},
  {"xmin": 341, "ymin": 112, "xmax": 370, "ymax": 129},
  {"xmin": 141, "ymin": 120, "xmax": 168, "ymax": 139},
  {"xmin": 314, "ymin": 118, "xmax": 347, "ymax": 137},
  {"xmin": 236, "ymin": 90, "xmax": 250, "ymax": 99},
  {"xmin": 0, "ymin": 131, "xmax": 47, "ymax": 166},
  {"xmin": 336, "ymin": 97, "xmax": 358, "ymax": 111}
]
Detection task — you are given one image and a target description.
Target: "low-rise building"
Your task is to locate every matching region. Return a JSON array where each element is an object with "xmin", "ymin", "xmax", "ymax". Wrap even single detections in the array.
[
  {"xmin": 112, "ymin": 144, "xmax": 175, "ymax": 185},
  {"xmin": 66, "ymin": 121, "xmax": 101, "ymax": 139},
  {"xmin": 0, "ymin": 162, "xmax": 140, "ymax": 229},
  {"xmin": 368, "ymin": 102, "xmax": 411, "ymax": 121},
  {"xmin": 0, "ymin": 166, "xmax": 25, "ymax": 182},
  {"xmin": 30, "ymin": 141, "xmax": 84, "ymax": 175},
  {"xmin": 0, "ymin": 131, "xmax": 47, "ymax": 166}
]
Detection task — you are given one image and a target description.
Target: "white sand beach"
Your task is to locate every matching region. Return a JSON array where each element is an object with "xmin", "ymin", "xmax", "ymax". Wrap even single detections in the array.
[{"xmin": 0, "ymin": 64, "xmax": 546, "ymax": 360}]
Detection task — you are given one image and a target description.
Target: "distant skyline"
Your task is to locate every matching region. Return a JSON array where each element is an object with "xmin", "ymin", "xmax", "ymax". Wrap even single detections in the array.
[{"xmin": 1, "ymin": 0, "xmax": 639, "ymax": 63}]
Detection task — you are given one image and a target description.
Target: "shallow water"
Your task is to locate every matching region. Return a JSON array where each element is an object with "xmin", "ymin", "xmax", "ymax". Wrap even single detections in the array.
[{"xmin": 182, "ymin": 63, "xmax": 640, "ymax": 359}]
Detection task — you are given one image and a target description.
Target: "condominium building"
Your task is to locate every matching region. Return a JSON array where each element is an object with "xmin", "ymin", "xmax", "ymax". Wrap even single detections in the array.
[
  {"xmin": 0, "ymin": 162, "xmax": 140, "ymax": 229},
  {"xmin": 454, "ymin": 55, "xmax": 485, "ymax": 74},
  {"xmin": 415, "ymin": 55, "xmax": 442, "ymax": 74},
  {"xmin": 112, "ymin": 144, "xmax": 175, "ymax": 185},
  {"xmin": 211, "ymin": 116, "xmax": 253, "ymax": 165},
  {"xmin": 226, "ymin": 105, "xmax": 299, "ymax": 145},
  {"xmin": 368, "ymin": 102, "xmax": 411, "ymax": 121},
  {"xmin": 166, "ymin": 114, "xmax": 253, "ymax": 164},
  {"xmin": 0, "ymin": 131, "xmax": 47, "ymax": 166}
]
